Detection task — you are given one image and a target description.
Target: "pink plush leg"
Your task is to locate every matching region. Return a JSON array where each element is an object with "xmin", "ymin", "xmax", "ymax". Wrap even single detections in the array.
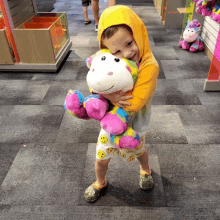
[
  {"xmin": 101, "ymin": 113, "xmax": 128, "ymax": 135},
  {"xmin": 111, "ymin": 127, "xmax": 141, "ymax": 149},
  {"xmin": 195, "ymin": 0, "xmax": 203, "ymax": 14},
  {"xmin": 85, "ymin": 96, "xmax": 109, "ymax": 120},
  {"xmin": 198, "ymin": 40, "xmax": 204, "ymax": 51},
  {"xmin": 201, "ymin": 0, "xmax": 215, "ymax": 16},
  {"xmin": 179, "ymin": 40, "xmax": 184, "ymax": 47},
  {"xmin": 182, "ymin": 41, "xmax": 190, "ymax": 50},
  {"xmin": 65, "ymin": 91, "xmax": 90, "ymax": 119},
  {"xmin": 119, "ymin": 136, "xmax": 141, "ymax": 149}
]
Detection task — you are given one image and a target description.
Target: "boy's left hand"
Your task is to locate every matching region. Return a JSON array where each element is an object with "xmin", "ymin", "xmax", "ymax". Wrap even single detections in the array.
[{"xmin": 102, "ymin": 90, "xmax": 133, "ymax": 108}]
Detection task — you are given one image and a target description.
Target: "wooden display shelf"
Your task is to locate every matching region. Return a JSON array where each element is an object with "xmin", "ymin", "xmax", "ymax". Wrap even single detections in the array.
[
  {"xmin": 0, "ymin": 38, "xmax": 72, "ymax": 72},
  {"xmin": 0, "ymin": 0, "xmax": 71, "ymax": 72},
  {"xmin": 14, "ymin": 12, "xmax": 69, "ymax": 64}
]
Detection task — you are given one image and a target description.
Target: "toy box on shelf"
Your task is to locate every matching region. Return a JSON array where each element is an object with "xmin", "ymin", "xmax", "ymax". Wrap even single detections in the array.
[{"xmin": 0, "ymin": 0, "xmax": 72, "ymax": 72}]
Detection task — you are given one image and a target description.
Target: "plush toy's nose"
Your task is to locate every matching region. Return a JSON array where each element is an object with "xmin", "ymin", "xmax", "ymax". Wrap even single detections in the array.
[{"xmin": 108, "ymin": 72, "xmax": 113, "ymax": 75}]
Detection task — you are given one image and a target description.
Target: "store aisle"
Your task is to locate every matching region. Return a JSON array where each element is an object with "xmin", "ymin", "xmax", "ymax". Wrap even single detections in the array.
[{"xmin": 0, "ymin": 0, "xmax": 220, "ymax": 219}]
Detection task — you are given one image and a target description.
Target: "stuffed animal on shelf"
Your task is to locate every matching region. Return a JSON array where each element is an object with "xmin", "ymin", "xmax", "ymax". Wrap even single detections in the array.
[
  {"xmin": 195, "ymin": 0, "xmax": 216, "ymax": 16},
  {"xmin": 211, "ymin": 0, "xmax": 220, "ymax": 23},
  {"xmin": 179, "ymin": 19, "xmax": 204, "ymax": 52},
  {"xmin": 64, "ymin": 49, "xmax": 141, "ymax": 149}
]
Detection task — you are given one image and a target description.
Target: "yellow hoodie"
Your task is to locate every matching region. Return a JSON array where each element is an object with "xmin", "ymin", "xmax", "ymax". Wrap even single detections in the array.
[{"xmin": 97, "ymin": 5, "xmax": 159, "ymax": 113}]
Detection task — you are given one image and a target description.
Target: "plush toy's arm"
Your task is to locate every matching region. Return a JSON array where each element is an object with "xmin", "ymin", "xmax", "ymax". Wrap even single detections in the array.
[{"xmin": 123, "ymin": 61, "xmax": 159, "ymax": 113}]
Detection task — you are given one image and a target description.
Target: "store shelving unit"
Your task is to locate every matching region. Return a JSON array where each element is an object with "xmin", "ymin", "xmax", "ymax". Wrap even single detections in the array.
[
  {"xmin": 204, "ymin": 26, "xmax": 220, "ymax": 91},
  {"xmin": 0, "ymin": 0, "xmax": 72, "ymax": 72}
]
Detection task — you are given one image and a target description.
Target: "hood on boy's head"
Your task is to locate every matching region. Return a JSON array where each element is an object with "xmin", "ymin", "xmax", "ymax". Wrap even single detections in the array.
[{"xmin": 97, "ymin": 5, "xmax": 153, "ymax": 67}]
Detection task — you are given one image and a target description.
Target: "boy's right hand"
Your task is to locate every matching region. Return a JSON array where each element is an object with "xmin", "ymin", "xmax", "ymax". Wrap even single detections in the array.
[{"xmin": 102, "ymin": 90, "xmax": 133, "ymax": 108}]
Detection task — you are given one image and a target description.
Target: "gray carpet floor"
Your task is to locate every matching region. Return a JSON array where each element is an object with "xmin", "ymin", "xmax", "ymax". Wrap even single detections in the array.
[{"xmin": 0, "ymin": 0, "xmax": 220, "ymax": 219}]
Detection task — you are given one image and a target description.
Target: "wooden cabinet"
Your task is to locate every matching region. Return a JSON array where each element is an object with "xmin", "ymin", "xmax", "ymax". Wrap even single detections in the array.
[
  {"xmin": 14, "ymin": 12, "xmax": 68, "ymax": 64},
  {"xmin": 0, "ymin": 0, "xmax": 71, "ymax": 71}
]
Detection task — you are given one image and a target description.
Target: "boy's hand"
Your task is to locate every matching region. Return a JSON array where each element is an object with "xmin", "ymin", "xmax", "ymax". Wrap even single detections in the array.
[{"xmin": 102, "ymin": 90, "xmax": 133, "ymax": 108}]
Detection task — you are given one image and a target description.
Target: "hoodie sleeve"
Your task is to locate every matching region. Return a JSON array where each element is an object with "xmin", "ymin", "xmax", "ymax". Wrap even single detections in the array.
[{"xmin": 123, "ymin": 58, "xmax": 159, "ymax": 112}]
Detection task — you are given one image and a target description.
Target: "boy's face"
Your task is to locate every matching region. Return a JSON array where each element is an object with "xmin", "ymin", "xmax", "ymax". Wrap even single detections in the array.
[{"xmin": 103, "ymin": 27, "xmax": 139, "ymax": 63}]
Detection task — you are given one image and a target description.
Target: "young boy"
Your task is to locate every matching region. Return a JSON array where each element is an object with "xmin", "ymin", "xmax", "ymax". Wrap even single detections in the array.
[{"xmin": 84, "ymin": 5, "xmax": 159, "ymax": 203}]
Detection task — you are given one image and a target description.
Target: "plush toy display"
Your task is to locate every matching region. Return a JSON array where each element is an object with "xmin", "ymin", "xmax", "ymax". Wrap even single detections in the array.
[
  {"xmin": 64, "ymin": 49, "xmax": 141, "ymax": 149},
  {"xmin": 195, "ymin": 0, "xmax": 215, "ymax": 16},
  {"xmin": 211, "ymin": 0, "xmax": 220, "ymax": 23},
  {"xmin": 179, "ymin": 19, "xmax": 204, "ymax": 52},
  {"xmin": 192, "ymin": 0, "xmax": 220, "ymax": 24}
]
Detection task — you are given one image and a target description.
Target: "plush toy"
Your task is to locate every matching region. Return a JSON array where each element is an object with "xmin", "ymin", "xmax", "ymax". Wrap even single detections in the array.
[
  {"xmin": 211, "ymin": 0, "xmax": 220, "ymax": 24},
  {"xmin": 64, "ymin": 49, "xmax": 141, "ymax": 149},
  {"xmin": 195, "ymin": 0, "xmax": 215, "ymax": 16},
  {"xmin": 179, "ymin": 19, "xmax": 204, "ymax": 52}
]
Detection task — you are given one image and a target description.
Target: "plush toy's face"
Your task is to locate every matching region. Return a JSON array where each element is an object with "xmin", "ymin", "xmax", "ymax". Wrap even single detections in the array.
[
  {"xmin": 86, "ymin": 52, "xmax": 135, "ymax": 94},
  {"xmin": 183, "ymin": 27, "xmax": 198, "ymax": 42}
]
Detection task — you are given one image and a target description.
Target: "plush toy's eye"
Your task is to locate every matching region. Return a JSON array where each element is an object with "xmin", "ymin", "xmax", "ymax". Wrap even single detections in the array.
[
  {"xmin": 114, "ymin": 58, "xmax": 120, "ymax": 62},
  {"xmin": 101, "ymin": 56, "xmax": 106, "ymax": 61}
]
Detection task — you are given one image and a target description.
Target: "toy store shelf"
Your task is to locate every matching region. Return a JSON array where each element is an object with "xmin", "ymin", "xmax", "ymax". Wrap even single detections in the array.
[
  {"xmin": 0, "ymin": 0, "xmax": 72, "ymax": 71},
  {"xmin": 201, "ymin": 16, "xmax": 220, "ymax": 58},
  {"xmin": 13, "ymin": 12, "xmax": 69, "ymax": 64},
  {"xmin": 0, "ymin": 38, "xmax": 72, "ymax": 72},
  {"xmin": 204, "ymin": 27, "xmax": 220, "ymax": 91}
]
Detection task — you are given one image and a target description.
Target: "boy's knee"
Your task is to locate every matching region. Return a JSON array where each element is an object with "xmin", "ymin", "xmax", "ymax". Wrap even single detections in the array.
[{"xmin": 96, "ymin": 158, "xmax": 111, "ymax": 166}]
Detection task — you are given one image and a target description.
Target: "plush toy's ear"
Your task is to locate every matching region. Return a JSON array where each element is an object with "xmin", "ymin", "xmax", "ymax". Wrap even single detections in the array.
[
  {"xmin": 85, "ymin": 56, "xmax": 93, "ymax": 69},
  {"xmin": 85, "ymin": 49, "xmax": 111, "ymax": 69},
  {"xmin": 185, "ymin": 20, "xmax": 191, "ymax": 29}
]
